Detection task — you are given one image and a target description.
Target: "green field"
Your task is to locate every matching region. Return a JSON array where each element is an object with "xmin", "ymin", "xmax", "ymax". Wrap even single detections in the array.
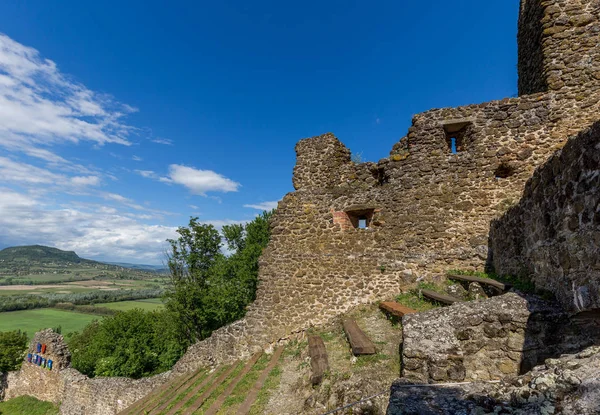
[
  {"xmin": 0, "ymin": 308, "xmax": 100, "ymax": 338},
  {"xmin": 95, "ymin": 298, "xmax": 164, "ymax": 311}
]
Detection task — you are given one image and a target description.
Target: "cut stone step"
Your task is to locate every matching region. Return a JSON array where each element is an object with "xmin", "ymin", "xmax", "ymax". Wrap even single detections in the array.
[
  {"xmin": 343, "ymin": 319, "xmax": 376, "ymax": 355},
  {"xmin": 447, "ymin": 273, "xmax": 511, "ymax": 292},
  {"xmin": 379, "ymin": 301, "xmax": 417, "ymax": 318},
  {"xmin": 237, "ymin": 346, "xmax": 284, "ymax": 415},
  {"xmin": 179, "ymin": 362, "xmax": 241, "ymax": 415},
  {"xmin": 123, "ymin": 369, "xmax": 202, "ymax": 415},
  {"xmin": 421, "ymin": 289, "xmax": 463, "ymax": 305},
  {"xmin": 202, "ymin": 352, "xmax": 262, "ymax": 415},
  {"xmin": 158, "ymin": 365, "xmax": 227, "ymax": 415}
]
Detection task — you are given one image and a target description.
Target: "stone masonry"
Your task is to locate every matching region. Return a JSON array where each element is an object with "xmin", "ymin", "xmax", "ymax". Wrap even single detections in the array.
[
  {"xmin": 490, "ymin": 122, "xmax": 600, "ymax": 313},
  {"xmin": 4, "ymin": 329, "xmax": 171, "ymax": 415},
  {"xmin": 175, "ymin": 0, "xmax": 600, "ymax": 372},
  {"xmin": 388, "ymin": 345, "xmax": 600, "ymax": 415},
  {"xmin": 5, "ymin": 2, "xmax": 600, "ymax": 414},
  {"xmin": 401, "ymin": 293, "xmax": 600, "ymax": 384}
]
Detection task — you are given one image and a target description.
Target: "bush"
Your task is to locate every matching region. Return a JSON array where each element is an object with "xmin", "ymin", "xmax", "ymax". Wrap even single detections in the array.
[
  {"xmin": 0, "ymin": 330, "xmax": 28, "ymax": 373},
  {"xmin": 68, "ymin": 309, "xmax": 188, "ymax": 379}
]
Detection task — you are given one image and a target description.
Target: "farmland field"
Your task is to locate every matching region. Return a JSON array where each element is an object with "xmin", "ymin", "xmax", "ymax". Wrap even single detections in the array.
[
  {"xmin": 0, "ymin": 308, "xmax": 100, "ymax": 338},
  {"xmin": 95, "ymin": 298, "xmax": 164, "ymax": 311}
]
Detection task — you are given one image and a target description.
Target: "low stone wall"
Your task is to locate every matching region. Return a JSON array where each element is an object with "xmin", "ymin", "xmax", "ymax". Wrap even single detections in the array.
[
  {"xmin": 388, "ymin": 345, "xmax": 600, "ymax": 415},
  {"xmin": 401, "ymin": 293, "xmax": 600, "ymax": 383},
  {"xmin": 490, "ymin": 122, "xmax": 600, "ymax": 312},
  {"xmin": 3, "ymin": 329, "xmax": 171, "ymax": 415}
]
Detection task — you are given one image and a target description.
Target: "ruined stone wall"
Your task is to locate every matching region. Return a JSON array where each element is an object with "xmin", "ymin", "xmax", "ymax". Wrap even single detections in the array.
[
  {"xmin": 401, "ymin": 293, "xmax": 600, "ymax": 384},
  {"xmin": 175, "ymin": 84, "xmax": 600, "ymax": 372},
  {"xmin": 4, "ymin": 329, "xmax": 171, "ymax": 415},
  {"xmin": 518, "ymin": 0, "xmax": 600, "ymax": 95},
  {"xmin": 490, "ymin": 122, "xmax": 600, "ymax": 313}
]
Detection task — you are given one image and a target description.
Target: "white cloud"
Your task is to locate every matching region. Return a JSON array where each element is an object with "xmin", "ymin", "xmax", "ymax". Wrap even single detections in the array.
[
  {"xmin": 0, "ymin": 156, "xmax": 100, "ymax": 189},
  {"xmin": 243, "ymin": 201, "xmax": 279, "ymax": 211},
  {"xmin": 150, "ymin": 138, "xmax": 173, "ymax": 145},
  {"xmin": 132, "ymin": 155, "xmax": 143, "ymax": 161},
  {"xmin": 71, "ymin": 175, "xmax": 101, "ymax": 187},
  {"xmin": 158, "ymin": 164, "xmax": 240, "ymax": 195},
  {"xmin": 0, "ymin": 33, "xmax": 136, "ymax": 156},
  {"xmin": 188, "ymin": 204, "xmax": 199, "ymax": 210},
  {"xmin": 135, "ymin": 169, "xmax": 159, "ymax": 179},
  {"xmin": 0, "ymin": 188, "xmax": 247, "ymax": 263},
  {"xmin": 0, "ymin": 187, "xmax": 176, "ymax": 263}
]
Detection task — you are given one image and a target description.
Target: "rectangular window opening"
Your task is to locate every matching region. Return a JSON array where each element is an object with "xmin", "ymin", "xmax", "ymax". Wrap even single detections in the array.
[
  {"xmin": 345, "ymin": 208, "xmax": 375, "ymax": 230},
  {"xmin": 443, "ymin": 119, "xmax": 473, "ymax": 154}
]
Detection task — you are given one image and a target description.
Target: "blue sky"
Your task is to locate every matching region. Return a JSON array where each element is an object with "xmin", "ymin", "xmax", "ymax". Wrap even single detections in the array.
[{"xmin": 0, "ymin": 1, "xmax": 519, "ymax": 264}]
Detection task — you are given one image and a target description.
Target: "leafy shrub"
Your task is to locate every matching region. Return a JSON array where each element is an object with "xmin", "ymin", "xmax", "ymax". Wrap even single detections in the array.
[
  {"xmin": 68, "ymin": 309, "xmax": 188, "ymax": 379},
  {"xmin": 0, "ymin": 330, "xmax": 28, "ymax": 373}
]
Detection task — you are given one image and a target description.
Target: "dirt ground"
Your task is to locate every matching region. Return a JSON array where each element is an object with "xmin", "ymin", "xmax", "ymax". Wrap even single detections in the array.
[{"xmin": 262, "ymin": 303, "xmax": 402, "ymax": 415}]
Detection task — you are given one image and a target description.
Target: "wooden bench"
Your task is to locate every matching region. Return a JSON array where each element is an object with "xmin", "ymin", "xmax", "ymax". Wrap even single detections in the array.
[
  {"xmin": 421, "ymin": 289, "xmax": 463, "ymax": 305},
  {"xmin": 342, "ymin": 319, "xmax": 376, "ymax": 355},
  {"xmin": 308, "ymin": 335, "xmax": 329, "ymax": 385},
  {"xmin": 447, "ymin": 274, "xmax": 511, "ymax": 292},
  {"xmin": 379, "ymin": 302, "xmax": 417, "ymax": 318}
]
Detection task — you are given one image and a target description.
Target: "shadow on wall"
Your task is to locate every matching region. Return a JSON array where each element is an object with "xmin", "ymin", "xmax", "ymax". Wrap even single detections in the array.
[{"xmin": 518, "ymin": 294, "xmax": 600, "ymax": 374}]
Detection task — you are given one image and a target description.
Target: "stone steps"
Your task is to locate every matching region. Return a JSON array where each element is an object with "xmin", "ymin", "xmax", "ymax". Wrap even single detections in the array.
[{"xmin": 123, "ymin": 347, "xmax": 283, "ymax": 415}]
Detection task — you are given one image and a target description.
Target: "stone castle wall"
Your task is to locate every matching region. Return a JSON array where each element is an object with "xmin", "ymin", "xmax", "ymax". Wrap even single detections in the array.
[
  {"xmin": 4, "ymin": 329, "xmax": 170, "ymax": 415},
  {"xmin": 490, "ymin": 122, "xmax": 600, "ymax": 313},
  {"xmin": 518, "ymin": 0, "xmax": 600, "ymax": 95},
  {"xmin": 5, "ymin": 2, "xmax": 600, "ymax": 413},
  {"xmin": 175, "ymin": 0, "xmax": 600, "ymax": 371}
]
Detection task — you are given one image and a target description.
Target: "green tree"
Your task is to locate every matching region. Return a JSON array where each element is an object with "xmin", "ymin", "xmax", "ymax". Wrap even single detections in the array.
[
  {"xmin": 165, "ymin": 211, "xmax": 273, "ymax": 342},
  {"xmin": 0, "ymin": 330, "xmax": 28, "ymax": 373},
  {"xmin": 165, "ymin": 218, "xmax": 223, "ymax": 341}
]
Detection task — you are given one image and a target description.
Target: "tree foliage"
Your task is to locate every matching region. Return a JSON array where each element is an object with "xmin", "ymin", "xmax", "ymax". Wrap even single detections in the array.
[
  {"xmin": 68, "ymin": 309, "xmax": 187, "ymax": 379},
  {"xmin": 68, "ymin": 210, "xmax": 274, "ymax": 378},
  {"xmin": 165, "ymin": 211, "xmax": 273, "ymax": 342},
  {"xmin": 0, "ymin": 330, "xmax": 28, "ymax": 373}
]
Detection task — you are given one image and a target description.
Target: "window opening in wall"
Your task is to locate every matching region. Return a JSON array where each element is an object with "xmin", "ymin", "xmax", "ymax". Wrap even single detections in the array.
[
  {"xmin": 443, "ymin": 119, "xmax": 473, "ymax": 154},
  {"xmin": 450, "ymin": 137, "xmax": 457, "ymax": 154},
  {"xmin": 358, "ymin": 217, "xmax": 367, "ymax": 229},
  {"xmin": 345, "ymin": 208, "xmax": 375, "ymax": 230},
  {"xmin": 494, "ymin": 162, "xmax": 515, "ymax": 179}
]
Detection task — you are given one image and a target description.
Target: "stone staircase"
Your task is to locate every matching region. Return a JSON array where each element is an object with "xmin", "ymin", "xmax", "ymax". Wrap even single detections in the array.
[{"xmin": 120, "ymin": 347, "xmax": 283, "ymax": 415}]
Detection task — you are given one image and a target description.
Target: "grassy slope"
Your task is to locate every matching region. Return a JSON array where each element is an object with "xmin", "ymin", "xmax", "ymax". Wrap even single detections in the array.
[
  {"xmin": 0, "ymin": 309, "xmax": 98, "ymax": 338},
  {"xmin": 0, "ymin": 396, "xmax": 58, "ymax": 415}
]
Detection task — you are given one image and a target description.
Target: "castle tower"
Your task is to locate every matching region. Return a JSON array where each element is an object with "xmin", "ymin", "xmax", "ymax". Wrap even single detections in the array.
[{"xmin": 518, "ymin": 0, "xmax": 600, "ymax": 95}]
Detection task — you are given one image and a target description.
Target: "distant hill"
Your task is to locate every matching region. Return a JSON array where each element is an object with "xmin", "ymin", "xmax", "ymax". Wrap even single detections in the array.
[
  {"xmin": 0, "ymin": 245, "xmax": 167, "ymax": 274},
  {"xmin": 0, "ymin": 245, "xmax": 93, "ymax": 264},
  {"xmin": 104, "ymin": 262, "xmax": 168, "ymax": 273}
]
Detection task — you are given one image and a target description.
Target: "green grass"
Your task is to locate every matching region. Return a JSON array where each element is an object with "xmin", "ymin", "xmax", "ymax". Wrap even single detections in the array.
[
  {"xmin": 0, "ymin": 308, "xmax": 99, "ymax": 338},
  {"xmin": 447, "ymin": 269, "xmax": 538, "ymax": 295},
  {"xmin": 248, "ymin": 364, "xmax": 282, "ymax": 415},
  {"xmin": 0, "ymin": 396, "xmax": 59, "ymax": 415},
  {"xmin": 394, "ymin": 283, "xmax": 444, "ymax": 312},
  {"xmin": 94, "ymin": 298, "xmax": 164, "ymax": 311},
  {"xmin": 219, "ymin": 354, "xmax": 271, "ymax": 411}
]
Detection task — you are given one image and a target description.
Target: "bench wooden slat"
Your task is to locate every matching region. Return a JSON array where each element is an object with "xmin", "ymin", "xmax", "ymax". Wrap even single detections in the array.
[
  {"xmin": 308, "ymin": 335, "xmax": 329, "ymax": 385},
  {"xmin": 421, "ymin": 289, "xmax": 463, "ymax": 305},
  {"xmin": 342, "ymin": 319, "xmax": 376, "ymax": 355},
  {"xmin": 379, "ymin": 302, "xmax": 417, "ymax": 317},
  {"xmin": 447, "ymin": 274, "xmax": 511, "ymax": 291}
]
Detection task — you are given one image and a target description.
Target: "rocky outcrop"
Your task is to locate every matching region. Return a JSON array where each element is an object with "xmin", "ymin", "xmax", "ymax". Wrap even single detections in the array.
[
  {"xmin": 490, "ymin": 122, "xmax": 600, "ymax": 313},
  {"xmin": 388, "ymin": 345, "xmax": 600, "ymax": 415}
]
